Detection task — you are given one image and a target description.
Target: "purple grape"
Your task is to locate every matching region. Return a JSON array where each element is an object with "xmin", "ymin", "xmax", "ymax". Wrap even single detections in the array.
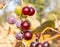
[
  {"xmin": 30, "ymin": 42, "xmax": 37, "ymax": 47},
  {"xmin": 16, "ymin": 32, "xmax": 23, "ymax": 40},
  {"xmin": 16, "ymin": 20, "xmax": 22, "ymax": 28},
  {"xmin": 35, "ymin": 43, "xmax": 43, "ymax": 47},
  {"xmin": 43, "ymin": 42, "xmax": 50, "ymax": 47},
  {"xmin": 7, "ymin": 16, "xmax": 16, "ymax": 24}
]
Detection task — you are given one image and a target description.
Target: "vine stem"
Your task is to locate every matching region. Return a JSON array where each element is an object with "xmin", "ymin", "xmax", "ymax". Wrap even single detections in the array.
[
  {"xmin": 21, "ymin": 0, "xmax": 24, "ymax": 5},
  {"xmin": 41, "ymin": 27, "xmax": 60, "ymax": 35},
  {"xmin": 40, "ymin": 27, "xmax": 60, "ymax": 42},
  {"xmin": 53, "ymin": 13, "xmax": 57, "ymax": 21},
  {"xmin": 42, "ymin": 34, "xmax": 60, "ymax": 42},
  {"xmin": 53, "ymin": 13, "xmax": 59, "ymax": 28},
  {"xmin": 22, "ymin": 40, "xmax": 27, "ymax": 46}
]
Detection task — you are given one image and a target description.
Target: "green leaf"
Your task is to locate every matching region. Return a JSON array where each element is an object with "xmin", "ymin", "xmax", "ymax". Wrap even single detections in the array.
[{"xmin": 33, "ymin": 20, "xmax": 55, "ymax": 34}]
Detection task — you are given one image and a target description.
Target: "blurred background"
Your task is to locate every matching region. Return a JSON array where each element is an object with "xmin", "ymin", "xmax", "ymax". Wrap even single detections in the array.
[{"xmin": 0, "ymin": 0, "xmax": 60, "ymax": 47}]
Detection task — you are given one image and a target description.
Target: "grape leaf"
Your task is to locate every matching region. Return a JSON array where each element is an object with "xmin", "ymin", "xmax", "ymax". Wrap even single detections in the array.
[{"xmin": 33, "ymin": 20, "xmax": 55, "ymax": 34}]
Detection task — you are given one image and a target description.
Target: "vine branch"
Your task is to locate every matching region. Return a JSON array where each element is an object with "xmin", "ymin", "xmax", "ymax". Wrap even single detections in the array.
[{"xmin": 40, "ymin": 27, "xmax": 60, "ymax": 42}]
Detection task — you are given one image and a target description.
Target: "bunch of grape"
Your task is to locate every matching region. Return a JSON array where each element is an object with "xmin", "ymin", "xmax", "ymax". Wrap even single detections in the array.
[
  {"xmin": 30, "ymin": 41, "xmax": 50, "ymax": 47},
  {"xmin": 7, "ymin": 5, "xmax": 50, "ymax": 47},
  {"xmin": 7, "ymin": 6, "xmax": 35, "ymax": 40}
]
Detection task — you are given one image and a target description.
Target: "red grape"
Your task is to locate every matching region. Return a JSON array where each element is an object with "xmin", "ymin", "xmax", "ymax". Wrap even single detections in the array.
[
  {"xmin": 22, "ymin": 6, "xmax": 30, "ymax": 15},
  {"xmin": 28, "ymin": 7, "xmax": 35, "ymax": 16},
  {"xmin": 21, "ymin": 21, "xmax": 30, "ymax": 30},
  {"xmin": 23, "ymin": 31, "xmax": 33, "ymax": 40}
]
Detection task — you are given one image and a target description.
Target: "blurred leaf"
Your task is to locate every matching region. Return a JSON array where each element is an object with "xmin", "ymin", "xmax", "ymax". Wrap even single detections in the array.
[
  {"xmin": 23, "ymin": 0, "xmax": 36, "ymax": 4},
  {"xmin": 28, "ymin": 0, "xmax": 36, "ymax": 3},
  {"xmin": 47, "ymin": 14, "xmax": 55, "ymax": 20},
  {"xmin": 15, "ymin": 41, "xmax": 25, "ymax": 47},
  {"xmin": 36, "ymin": 6, "xmax": 44, "ymax": 13},
  {"xmin": 33, "ymin": 20, "xmax": 55, "ymax": 33},
  {"xmin": 0, "ymin": 15, "xmax": 7, "ymax": 24}
]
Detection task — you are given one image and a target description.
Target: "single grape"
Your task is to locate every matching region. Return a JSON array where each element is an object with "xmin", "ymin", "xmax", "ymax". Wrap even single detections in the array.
[
  {"xmin": 7, "ymin": 15, "xmax": 16, "ymax": 24},
  {"xmin": 35, "ymin": 43, "xmax": 43, "ymax": 47},
  {"xmin": 16, "ymin": 20, "xmax": 22, "ymax": 28},
  {"xmin": 21, "ymin": 21, "xmax": 30, "ymax": 30},
  {"xmin": 30, "ymin": 42, "xmax": 37, "ymax": 47},
  {"xmin": 43, "ymin": 42, "xmax": 50, "ymax": 47},
  {"xmin": 22, "ymin": 6, "xmax": 30, "ymax": 15},
  {"xmin": 23, "ymin": 31, "xmax": 33, "ymax": 40},
  {"xmin": 16, "ymin": 32, "xmax": 23, "ymax": 40},
  {"xmin": 28, "ymin": 7, "xmax": 35, "ymax": 16}
]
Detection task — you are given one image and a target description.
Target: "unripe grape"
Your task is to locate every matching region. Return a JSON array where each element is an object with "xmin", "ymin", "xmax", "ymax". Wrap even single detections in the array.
[{"xmin": 7, "ymin": 15, "xmax": 16, "ymax": 24}]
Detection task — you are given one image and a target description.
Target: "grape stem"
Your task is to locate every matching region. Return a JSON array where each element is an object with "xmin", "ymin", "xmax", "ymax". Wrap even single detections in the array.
[
  {"xmin": 40, "ymin": 27, "xmax": 60, "ymax": 42},
  {"xmin": 8, "ymin": 27, "xmax": 11, "ymax": 34}
]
